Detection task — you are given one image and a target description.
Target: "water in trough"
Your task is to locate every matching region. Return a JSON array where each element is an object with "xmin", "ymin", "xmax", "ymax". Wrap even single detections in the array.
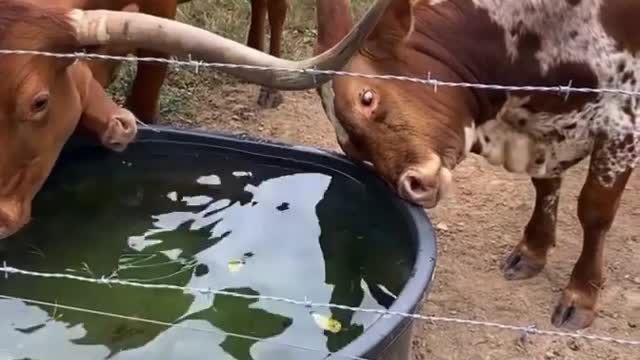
[{"xmin": 0, "ymin": 140, "xmax": 415, "ymax": 360}]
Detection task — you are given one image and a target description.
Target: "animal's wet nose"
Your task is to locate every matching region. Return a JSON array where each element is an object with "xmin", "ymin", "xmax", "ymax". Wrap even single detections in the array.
[
  {"xmin": 396, "ymin": 158, "xmax": 453, "ymax": 209},
  {"xmin": 398, "ymin": 168, "xmax": 440, "ymax": 208}
]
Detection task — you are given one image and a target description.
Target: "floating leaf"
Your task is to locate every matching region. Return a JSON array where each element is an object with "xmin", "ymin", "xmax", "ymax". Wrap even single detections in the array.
[
  {"xmin": 311, "ymin": 312, "xmax": 342, "ymax": 333},
  {"xmin": 227, "ymin": 259, "xmax": 245, "ymax": 273}
]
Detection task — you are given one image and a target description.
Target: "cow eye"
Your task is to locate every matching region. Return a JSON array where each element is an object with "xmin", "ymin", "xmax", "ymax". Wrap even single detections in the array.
[
  {"xmin": 360, "ymin": 90, "xmax": 374, "ymax": 106},
  {"xmin": 31, "ymin": 92, "xmax": 50, "ymax": 115}
]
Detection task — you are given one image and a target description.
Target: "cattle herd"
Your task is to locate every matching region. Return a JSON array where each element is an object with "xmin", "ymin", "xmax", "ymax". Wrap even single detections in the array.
[{"xmin": 0, "ymin": 0, "xmax": 638, "ymax": 334}]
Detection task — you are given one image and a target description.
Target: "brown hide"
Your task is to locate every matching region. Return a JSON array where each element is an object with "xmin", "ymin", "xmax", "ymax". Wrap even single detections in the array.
[{"xmin": 0, "ymin": 0, "xmax": 137, "ymax": 240}]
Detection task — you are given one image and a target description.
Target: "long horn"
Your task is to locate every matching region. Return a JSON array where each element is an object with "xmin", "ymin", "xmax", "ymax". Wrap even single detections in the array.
[{"xmin": 67, "ymin": 0, "xmax": 391, "ymax": 90}]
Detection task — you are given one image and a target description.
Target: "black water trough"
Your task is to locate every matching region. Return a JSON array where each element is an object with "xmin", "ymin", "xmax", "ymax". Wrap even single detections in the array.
[{"xmin": 0, "ymin": 127, "xmax": 437, "ymax": 360}]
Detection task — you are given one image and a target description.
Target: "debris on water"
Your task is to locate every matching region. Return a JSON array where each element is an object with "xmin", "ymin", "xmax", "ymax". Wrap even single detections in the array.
[
  {"xmin": 166, "ymin": 191, "xmax": 178, "ymax": 201},
  {"xmin": 227, "ymin": 259, "xmax": 245, "ymax": 273},
  {"xmin": 311, "ymin": 312, "xmax": 342, "ymax": 333}
]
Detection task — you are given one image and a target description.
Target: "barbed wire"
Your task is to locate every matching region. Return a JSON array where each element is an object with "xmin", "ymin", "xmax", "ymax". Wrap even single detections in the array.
[
  {"xmin": 0, "ymin": 293, "xmax": 368, "ymax": 360},
  {"xmin": 2, "ymin": 48, "xmax": 640, "ymax": 97},
  {"xmin": 1, "ymin": 264, "xmax": 638, "ymax": 347}
]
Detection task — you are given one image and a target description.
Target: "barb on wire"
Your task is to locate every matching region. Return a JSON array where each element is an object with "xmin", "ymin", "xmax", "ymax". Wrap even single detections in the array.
[
  {"xmin": 1, "ymin": 265, "xmax": 639, "ymax": 347},
  {"xmin": 0, "ymin": 294, "xmax": 367, "ymax": 360},
  {"xmin": 2, "ymin": 48, "xmax": 640, "ymax": 97}
]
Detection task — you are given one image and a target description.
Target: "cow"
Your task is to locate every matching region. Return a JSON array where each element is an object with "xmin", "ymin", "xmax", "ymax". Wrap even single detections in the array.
[
  {"xmin": 311, "ymin": 0, "xmax": 639, "ymax": 330},
  {"xmin": 0, "ymin": 0, "xmax": 390, "ymax": 240}
]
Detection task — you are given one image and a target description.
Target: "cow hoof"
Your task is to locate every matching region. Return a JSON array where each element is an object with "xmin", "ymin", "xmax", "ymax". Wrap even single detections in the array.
[
  {"xmin": 257, "ymin": 87, "xmax": 284, "ymax": 109},
  {"xmin": 551, "ymin": 292, "xmax": 596, "ymax": 330},
  {"xmin": 102, "ymin": 110, "xmax": 138, "ymax": 152},
  {"xmin": 501, "ymin": 246, "xmax": 545, "ymax": 280}
]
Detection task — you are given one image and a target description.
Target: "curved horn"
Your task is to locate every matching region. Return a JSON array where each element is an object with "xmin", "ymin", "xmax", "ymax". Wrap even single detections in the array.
[{"xmin": 67, "ymin": 0, "xmax": 391, "ymax": 90}]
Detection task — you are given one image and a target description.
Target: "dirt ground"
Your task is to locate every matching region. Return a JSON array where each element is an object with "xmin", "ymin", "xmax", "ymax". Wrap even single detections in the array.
[{"xmin": 147, "ymin": 82, "xmax": 639, "ymax": 360}]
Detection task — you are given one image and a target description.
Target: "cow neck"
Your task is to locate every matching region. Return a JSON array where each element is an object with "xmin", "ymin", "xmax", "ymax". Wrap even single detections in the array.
[{"xmin": 408, "ymin": 0, "xmax": 526, "ymax": 126}]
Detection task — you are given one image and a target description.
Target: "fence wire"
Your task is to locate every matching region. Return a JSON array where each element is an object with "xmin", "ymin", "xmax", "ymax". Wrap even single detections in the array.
[
  {"xmin": 1, "ymin": 48, "xmax": 640, "ymax": 97},
  {"xmin": 0, "ymin": 294, "xmax": 368, "ymax": 360},
  {"xmin": 1, "ymin": 265, "xmax": 638, "ymax": 347}
]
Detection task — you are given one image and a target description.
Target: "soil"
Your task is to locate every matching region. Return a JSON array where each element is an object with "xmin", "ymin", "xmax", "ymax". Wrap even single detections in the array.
[{"xmin": 158, "ymin": 82, "xmax": 639, "ymax": 360}]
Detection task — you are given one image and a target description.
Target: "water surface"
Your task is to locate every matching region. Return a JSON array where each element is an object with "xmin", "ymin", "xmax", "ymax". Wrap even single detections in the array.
[{"xmin": 0, "ymin": 141, "xmax": 414, "ymax": 360}]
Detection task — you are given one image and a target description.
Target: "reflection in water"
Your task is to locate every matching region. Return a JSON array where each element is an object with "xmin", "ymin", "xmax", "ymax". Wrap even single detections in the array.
[{"xmin": 0, "ymin": 143, "xmax": 414, "ymax": 360}]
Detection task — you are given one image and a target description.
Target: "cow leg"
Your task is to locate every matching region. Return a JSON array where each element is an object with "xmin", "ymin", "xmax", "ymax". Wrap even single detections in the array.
[
  {"xmin": 256, "ymin": 0, "xmax": 287, "ymax": 108},
  {"xmin": 247, "ymin": 0, "xmax": 267, "ymax": 52},
  {"xmin": 551, "ymin": 145, "xmax": 633, "ymax": 330},
  {"xmin": 124, "ymin": 1, "xmax": 177, "ymax": 124},
  {"xmin": 80, "ymin": 67, "xmax": 138, "ymax": 152},
  {"xmin": 502, "ymin": 177, "xmax": 561, "ymax": 280}
]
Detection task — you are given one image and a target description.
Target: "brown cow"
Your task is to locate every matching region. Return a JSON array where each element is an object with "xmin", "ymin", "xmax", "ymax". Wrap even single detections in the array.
[
  {"xmin": 0, "ymin": 0, "xmax": 390, "ymax": 239},
  {"xmin": 313, "ymin": 0, "xmax": 639, "ymax": 330}
]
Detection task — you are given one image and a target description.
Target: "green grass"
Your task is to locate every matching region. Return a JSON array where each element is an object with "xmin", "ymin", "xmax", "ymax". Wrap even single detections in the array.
[{"xmin": 106, "ymin": 0, "xmax": 372, "ymax": 121}]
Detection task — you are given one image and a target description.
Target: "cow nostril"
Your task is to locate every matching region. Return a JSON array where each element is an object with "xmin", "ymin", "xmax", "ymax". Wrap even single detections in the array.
[
  {"xmin": 398, "ymin": 168, "xmax": 439, "ymax": 204},
  {"xmin": 408, "ymin": 176, "xmax": 427, "ymax": 195},
  {"xmin": 115, "ymin": 116, "xmax": 132, "ymax": 132}
]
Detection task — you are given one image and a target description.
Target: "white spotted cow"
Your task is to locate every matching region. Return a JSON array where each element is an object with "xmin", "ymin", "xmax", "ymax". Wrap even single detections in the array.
[{"xmin": 312, "ymin": 0, "xmax": 639, "ymax": 330}]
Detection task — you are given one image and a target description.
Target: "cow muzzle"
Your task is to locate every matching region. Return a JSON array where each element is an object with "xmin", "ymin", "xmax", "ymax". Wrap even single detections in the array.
[
  {"xmin": 101, "ymin": 109, "xmax": 138, "ymax": 152},
  {"xmin": 396, "ymin": 157, "xmax": 452, "ymax": 209},
  {"xmin": 0, "ymin": 204, "xmax": 28, "ymax": 240}
]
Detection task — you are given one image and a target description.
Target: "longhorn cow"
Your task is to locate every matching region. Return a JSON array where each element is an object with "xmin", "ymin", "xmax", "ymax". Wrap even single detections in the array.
[{"xmin": 313, "ymin": 0, "xmax": 639, "ymax": 330}]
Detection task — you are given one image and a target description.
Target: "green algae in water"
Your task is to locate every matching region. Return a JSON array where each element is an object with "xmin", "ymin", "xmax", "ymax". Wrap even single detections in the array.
[{"xmin": 0, "ymin": 142, "xmax": 415, "ymax": 360}]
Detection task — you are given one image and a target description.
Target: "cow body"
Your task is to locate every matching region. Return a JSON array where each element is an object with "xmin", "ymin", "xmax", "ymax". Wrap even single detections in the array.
[
  {"xmin": 314, "ymin": 0, "xmax": 638, "ymax": 330},
  {"xmin": 468, "ymin": 0, "xmax": 638, "ymax": 184}
]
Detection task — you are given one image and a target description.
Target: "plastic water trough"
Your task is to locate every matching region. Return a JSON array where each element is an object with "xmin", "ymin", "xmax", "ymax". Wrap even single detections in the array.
[{"xmin": 40, "ymin": 126, "xmax": 438, "ymax": 360}]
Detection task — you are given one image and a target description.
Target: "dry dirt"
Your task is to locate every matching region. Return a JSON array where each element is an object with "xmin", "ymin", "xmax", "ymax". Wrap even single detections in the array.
[{"xmin": 155, "ymin": 82, "xmax": 640, "ymax": 360}]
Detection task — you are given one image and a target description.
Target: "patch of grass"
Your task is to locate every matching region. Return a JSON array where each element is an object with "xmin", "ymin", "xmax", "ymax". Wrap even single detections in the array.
[{"xmin": 107, "ymin": 0, "xmax": 373, "ymax": 121}]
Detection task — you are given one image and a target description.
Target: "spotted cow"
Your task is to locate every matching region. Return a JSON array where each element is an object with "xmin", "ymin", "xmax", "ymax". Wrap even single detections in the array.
[{"xmin": 313, "ymin": 0, "xmax": 639, "ymax": 330}]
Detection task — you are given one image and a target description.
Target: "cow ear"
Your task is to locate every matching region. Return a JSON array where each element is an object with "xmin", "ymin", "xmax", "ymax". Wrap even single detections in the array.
[{"xmin": 366, "ymin": 0, "xmax": 413, "ymax": 46}]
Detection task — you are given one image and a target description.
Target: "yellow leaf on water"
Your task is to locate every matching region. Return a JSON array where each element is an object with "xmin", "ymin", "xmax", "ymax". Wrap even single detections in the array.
[
  {"xmin": 311, "ymin": 312, "xmax": 342, "ymax": 333},
  {"xmin": 227, "ymin": 260, "xmax": 244, "ymax": 273}
]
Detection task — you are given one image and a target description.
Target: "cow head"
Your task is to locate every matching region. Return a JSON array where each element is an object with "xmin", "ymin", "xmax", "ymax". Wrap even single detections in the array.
[
  {"xmin": 0, "ymin": 1, "xmax": 138, "ymax": 240},
  {"xmin": 316, "ymin": 0, "xmax": 478, "ymax": 209}
]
